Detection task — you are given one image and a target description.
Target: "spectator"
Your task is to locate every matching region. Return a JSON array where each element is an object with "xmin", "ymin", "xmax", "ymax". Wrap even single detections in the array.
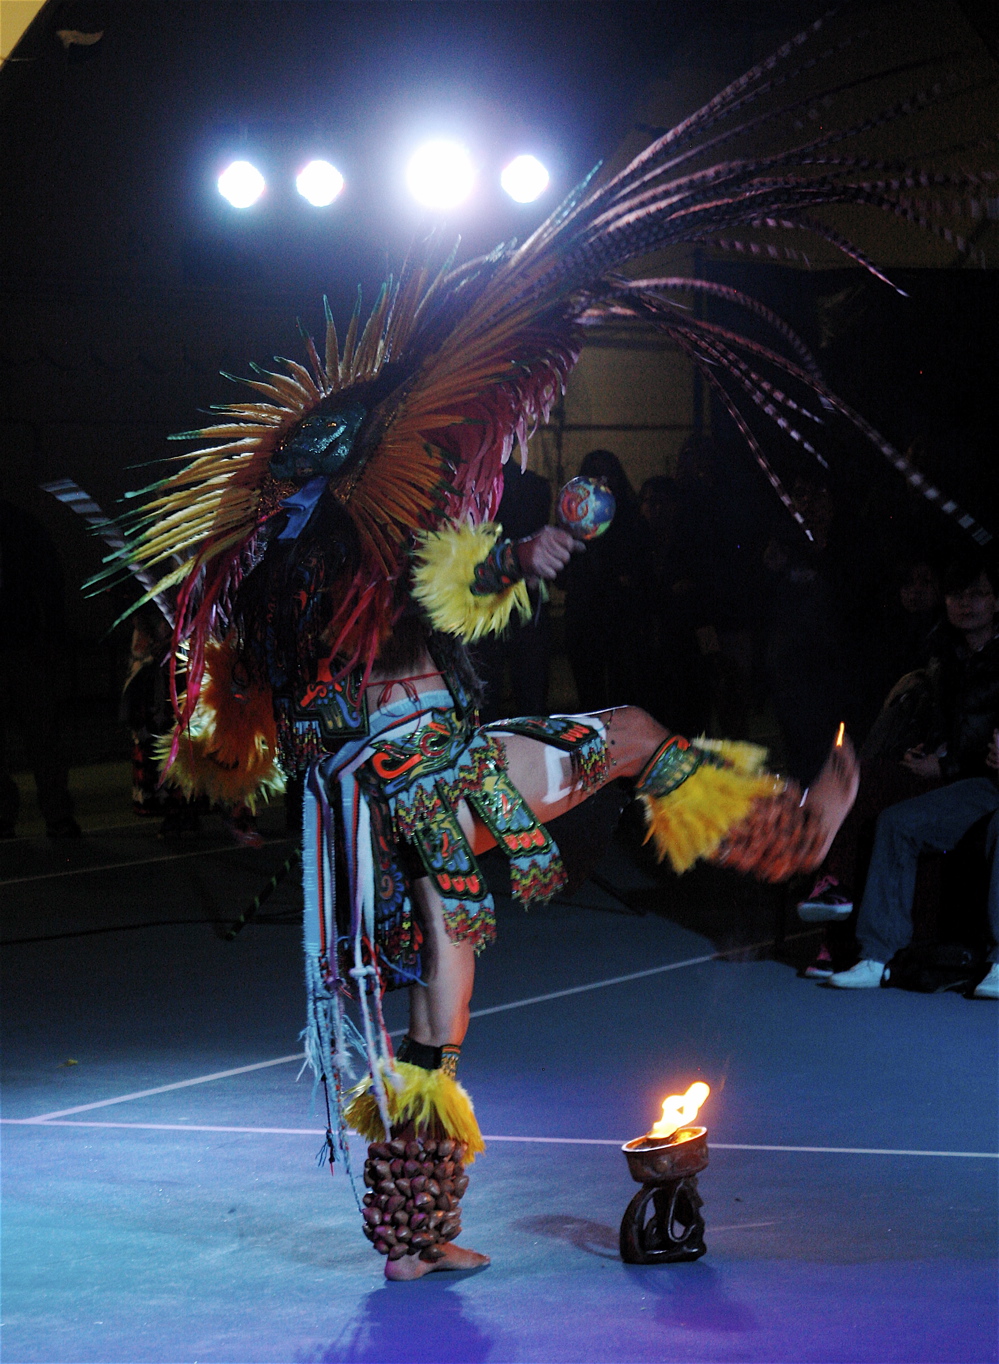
[
  {"xmin": 871, "ymin": 556, "xmax": 943, "ymax": 716},
  {"xmin": 0, "ymin": 501, "xmax": 80, "ymax": 839},
  {"xmin": 474, "ymin": 464, "xmax": 552, "ymax": 721},
  {"xmin": 806, "ymin": 556, "xmax": 999, "ymax": 992},
  {"xmin": 562, "ymin": 450, "xmax": 649, "ymax": 711},
  {"xmin": 674, "ymin": 435, "xmax": 763, "ymax": 735},
  {"xmin": 633, "ymin": 475, "xmax": 714, "ymax": 735},
  {"xmin": 760, "ymin": 474, "xmax": 864, "ymax": 784},
  {"xmin": 121, "ymin": 608, "xmax": 174, "ymax": 815}
]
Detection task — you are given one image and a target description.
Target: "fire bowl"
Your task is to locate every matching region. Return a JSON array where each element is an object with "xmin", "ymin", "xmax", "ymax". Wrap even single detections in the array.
[{"xmin": 619, "ymin": 1127, "xmax": 708, "ymax": 1265}]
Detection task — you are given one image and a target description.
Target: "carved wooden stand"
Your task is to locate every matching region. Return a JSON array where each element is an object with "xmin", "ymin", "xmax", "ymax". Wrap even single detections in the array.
[{"xmin": 619, "ymin": 1127, "xmax": 708, "ymax": 1264}]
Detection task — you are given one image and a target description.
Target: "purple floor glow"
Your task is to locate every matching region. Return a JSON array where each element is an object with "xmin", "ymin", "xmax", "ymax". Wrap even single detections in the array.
[{"xmin": 2, "ymin": 821, "xmax": 996, "ymax": 1363}]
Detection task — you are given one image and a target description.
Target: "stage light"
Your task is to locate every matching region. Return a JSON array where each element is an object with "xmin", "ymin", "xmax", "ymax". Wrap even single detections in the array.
[
  {"xmin": 406, "ymin": 140, "xmax": 475, "ymax": 210},
  {"xmin": 501, "ymin": 154, "xmax": 550, "ymax": 203},
  {"xmin": 218, "ymin": 160, "xmax": 266, "ymax": 208},
  {"xmin": 296, "ymin": 159, "xmax": 344, "ymax": 207}
]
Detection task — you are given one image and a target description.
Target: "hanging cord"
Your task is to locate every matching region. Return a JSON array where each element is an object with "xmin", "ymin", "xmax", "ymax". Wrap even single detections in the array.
[
  {"xmin": 222, "ymin": 848, "xmax": 301, "ymax": 941},
  {"xmin": 367, "ymin": 670, "xmax": 445, "ymax": 711},
  {"xmin": 317, "ymin": 1071, "xmax": 338, "ymax": 1178}
]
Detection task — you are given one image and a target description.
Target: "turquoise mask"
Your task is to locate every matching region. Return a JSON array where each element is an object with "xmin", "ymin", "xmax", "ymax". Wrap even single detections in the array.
[{"xmin": 270, "ymin": 400, "xmax": 366, "ymax": 481}]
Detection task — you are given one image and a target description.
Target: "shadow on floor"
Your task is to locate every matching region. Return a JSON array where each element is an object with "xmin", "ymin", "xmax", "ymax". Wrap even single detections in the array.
[
  {"xmin": 316, "ymin": 1280, "xmax": 495, "ymax": 1363},
  {"xmin": 516, "ymin": 1212, "xmax": 619, "ymax": 1259}
]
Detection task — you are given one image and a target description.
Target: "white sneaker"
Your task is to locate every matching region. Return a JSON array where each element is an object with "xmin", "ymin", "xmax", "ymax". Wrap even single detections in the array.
[
  {"xmin": 827, "ymin": 959, "xmax": 886, "ymax": 989},
  {"xmin": 973, "ymin": 963, "xmax": 999, "ymax": 1000}
]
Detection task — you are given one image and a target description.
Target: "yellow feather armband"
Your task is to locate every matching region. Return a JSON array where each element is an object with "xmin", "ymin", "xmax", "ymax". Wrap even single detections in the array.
[
  {"xmin": 411, "ymin": 522, "xmax": 531, "ymax": 643},
  {"xmin": 156, "ymin": 638, "xmax": 285, "ymax": 811}
]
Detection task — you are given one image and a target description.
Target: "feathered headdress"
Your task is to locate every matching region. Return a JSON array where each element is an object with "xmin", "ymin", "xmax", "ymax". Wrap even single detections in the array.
[{"xmin": 94, "ymin": 10, "xmax": 995, "ymax": 726}]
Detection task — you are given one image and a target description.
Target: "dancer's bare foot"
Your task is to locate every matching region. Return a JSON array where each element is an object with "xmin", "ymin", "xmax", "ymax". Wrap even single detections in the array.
[
  {"xmin": 803, "ymin": 733, "xmax": 859, "ymax": 865},
  {"xmin": 384, "ymin": 1242, "xmax": 490, "ymax": 1281}
]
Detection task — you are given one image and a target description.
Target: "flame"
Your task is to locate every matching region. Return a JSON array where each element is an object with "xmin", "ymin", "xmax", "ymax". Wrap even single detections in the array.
[
  {"xmin": 835, "ymin": 721, "xmax": 845, "ymax": 748},
  {"xmin": 648, "ymin": 1082, "xmax": 710, "ymax": 1140}
]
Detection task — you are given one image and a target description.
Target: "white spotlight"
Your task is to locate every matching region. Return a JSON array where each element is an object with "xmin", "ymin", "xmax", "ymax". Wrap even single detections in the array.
[
  {"xmin": 501, "ymin": 154, "xmax": 550, "ymax": 204},
  {"xmin": 296, "ymin": 159, "xmax": 345, "ymax": 207},
  {"xmin": 406, "ymin": 140, "xmax": 475, "ymax": 210},
  {"xmin": 217, "ymin": 160, "xmax": 266, "ymax": 208}
]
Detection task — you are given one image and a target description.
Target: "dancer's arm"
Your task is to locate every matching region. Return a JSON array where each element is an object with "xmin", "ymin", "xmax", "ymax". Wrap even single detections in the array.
[{"xmin": 410, "ymin": 522, "xmax": 580, "ymax": 642}]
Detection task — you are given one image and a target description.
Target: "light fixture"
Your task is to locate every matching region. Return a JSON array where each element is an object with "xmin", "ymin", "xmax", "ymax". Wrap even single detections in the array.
[
  {"xmin": 405, "ymin": 140, "xmax": 476, "ymax": 210},
  {"xmin": 217, "ymin": 160, "xmax": 266, "ymax": 208},
  {"xmin": 500, "ymin": 154, "xmax": 550, "ymax": 204},
  {"xmin": 295, "ymin": 159, "xmax": 345, "ymax": 207}
]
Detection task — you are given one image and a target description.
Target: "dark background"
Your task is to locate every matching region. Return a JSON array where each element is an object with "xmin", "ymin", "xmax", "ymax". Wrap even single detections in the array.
[{"xmin": 2, "ymin": 1, "xmax": 996, "ymax": 758}]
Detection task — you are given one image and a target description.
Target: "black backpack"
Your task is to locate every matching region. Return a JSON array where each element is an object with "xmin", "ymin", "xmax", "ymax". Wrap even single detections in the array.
[{"xmin": 886, "ymin": 942, "xmax": 983, "ymax": 993}]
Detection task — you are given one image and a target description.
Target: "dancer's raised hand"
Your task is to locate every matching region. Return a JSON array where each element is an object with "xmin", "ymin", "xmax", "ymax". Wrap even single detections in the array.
[{"xmin": 515, "ymin": 526, "xmax": 583, "ymax": 581}]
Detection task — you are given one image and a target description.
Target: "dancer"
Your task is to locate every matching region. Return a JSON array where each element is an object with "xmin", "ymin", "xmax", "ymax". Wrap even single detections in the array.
[{"xmin": 96, "ymin": 14, "xmax": 990, "ymax": 1279}]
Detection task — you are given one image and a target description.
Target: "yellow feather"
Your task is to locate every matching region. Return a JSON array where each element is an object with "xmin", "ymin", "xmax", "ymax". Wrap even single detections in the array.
[
  {"xmin": 344, "ymin": 1062, "xmax": 485, "ymax": 1162},
  {"xmin": 410, "ymin": 523, "xmax": 531, "ymax": 643},
  {"xmin": 641, "ymin": 759, "xmax": 783, "ymax": 874},
  {"xmin": 325, "ymin": 315, "xmax": 340, "ymax": 389},
  {"xmin": 158, "ymin": 638, "xmax": 285, "ymax": 810}
]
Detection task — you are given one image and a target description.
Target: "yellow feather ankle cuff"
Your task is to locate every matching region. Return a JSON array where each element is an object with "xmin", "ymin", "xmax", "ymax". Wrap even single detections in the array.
[
  {"xmin": 344, "ymin": 1061, "xmax": 485, "ymax": 1161},
  {"xmin": 641, "ymin": 744, "xmax": 783, "ymax": 875}
]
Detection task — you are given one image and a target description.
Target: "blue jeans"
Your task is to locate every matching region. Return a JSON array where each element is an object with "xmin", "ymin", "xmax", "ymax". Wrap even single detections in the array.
[{"xmin": 857, "ymin": 777, "xmax": 999, "ymax": 964}]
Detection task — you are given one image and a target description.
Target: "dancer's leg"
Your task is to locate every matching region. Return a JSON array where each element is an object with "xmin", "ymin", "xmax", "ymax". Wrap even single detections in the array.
[
  {"xmin": 458, "ymin": 705, "xmax": 858, "ymax": 862},
  {"xmin": 386, "ymin": 875, "xmax": 488, "ymax": 1281},
  {"xmin": 408, "ymin": 875, "xmax": 476, "ymax": 1047}
]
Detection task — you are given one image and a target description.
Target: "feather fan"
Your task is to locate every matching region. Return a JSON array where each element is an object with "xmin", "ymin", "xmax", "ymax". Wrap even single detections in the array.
[{"xmin": 95, "ymin": 9, "xmax": 995, "ymax": 724}]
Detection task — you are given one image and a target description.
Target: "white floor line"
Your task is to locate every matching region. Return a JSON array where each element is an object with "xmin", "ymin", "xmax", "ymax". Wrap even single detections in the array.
[
  {"xmin": 2, "ymin": 1119, "xmax": 327, "ymax": 1135},
  {"xmin": 2, "ymin": 1119, "xmax": 996, "ymax": 1159},
  {"xmin": 21, "ymin": 1054, "xmax": 307, "ymax": 1122},
  {"xmin": 467, "ymin": 932, "xmax": 819, "ymax": 1020},
  {"xmin": 1, "ymin": 838, "xmax": 293, "ymax": 888},
  {"xmin": 467, "ymin": 951, "xmax": 716, "ymax": 1017},
  {"xmin": 15, "ymin": 942, "xmax": 781, "ymax": 1122},
  {"xmin": 485, "ymin": 1134, "xmax": 999, "ymax": 1156},
  {"xmin": 0, "ymin": 817, "xmax": 146, "ymax": 845}
]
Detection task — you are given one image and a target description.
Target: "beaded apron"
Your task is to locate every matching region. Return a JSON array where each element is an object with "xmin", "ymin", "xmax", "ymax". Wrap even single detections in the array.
[{"xmin": 300, "ymin": 684, "xmax": 608, "ymax": 1154}]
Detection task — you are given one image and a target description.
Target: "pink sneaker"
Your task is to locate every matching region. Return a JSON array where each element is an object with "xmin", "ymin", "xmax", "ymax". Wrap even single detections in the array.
[
  {"xmin": 804, "ymin": 944, "xmax": 835, "ymax": 979},
  {"xmin": 797, "ymin": 874, "xmax": 853, "ymax": 923}
]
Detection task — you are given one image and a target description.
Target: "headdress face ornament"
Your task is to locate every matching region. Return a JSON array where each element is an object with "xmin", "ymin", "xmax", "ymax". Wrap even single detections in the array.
[{"xmin": 269, "ymin": 399, "xmax": 367, "ymax": 482}]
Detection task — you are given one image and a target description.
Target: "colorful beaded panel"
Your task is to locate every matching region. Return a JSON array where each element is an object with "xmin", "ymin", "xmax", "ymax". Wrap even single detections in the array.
[
  {"xmin": 275, "ymin": 664, "xmax": 369, "ymax": 772},
  {"xmin": 485, "ymin": 714, "xmax": 610, "ymax": 792},
  {"xmin": 365, "ymin": 715, "xmax": 571, "ymax": 953},
  {"xmin": 635, "ymin": 733, "xmax": 704, "ymax": 797},
  {"xmin": 469, "ymin": 538, "xmax": 522, "ymax": 597}
]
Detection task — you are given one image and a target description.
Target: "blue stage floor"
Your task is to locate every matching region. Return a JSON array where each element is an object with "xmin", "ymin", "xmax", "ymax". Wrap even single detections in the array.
[{"xmin": 2, "ymin": 815, "xmax": 997, "ymax": 1363}]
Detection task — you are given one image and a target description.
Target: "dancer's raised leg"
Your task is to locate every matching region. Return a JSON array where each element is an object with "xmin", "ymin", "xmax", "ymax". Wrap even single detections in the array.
[{"xmin": 464, "ymin": 706, "xmax": 858, "ymax": 878}]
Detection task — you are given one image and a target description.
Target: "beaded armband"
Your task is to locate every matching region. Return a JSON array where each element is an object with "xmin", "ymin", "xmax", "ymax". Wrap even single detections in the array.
[
  {"xmin": 634, "ymin": 734, "xmax": 704, "ymax": 797},
  {"xmin": 469, "ymin": 538, "xmax": 523, "ymax": 596}
]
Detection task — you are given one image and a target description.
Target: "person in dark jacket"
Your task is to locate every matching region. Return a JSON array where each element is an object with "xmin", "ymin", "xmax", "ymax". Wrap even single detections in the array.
[
  {"xmin": 822, "ymin": 556, "xmax": 999, "ymax": 988},
  {"xmin": 474, "ymin": 465, "xmax": 553, "ymax": 721},
  {"xmin": 562, "ymin": 449, "xmax": 651, "ymax": 711}
]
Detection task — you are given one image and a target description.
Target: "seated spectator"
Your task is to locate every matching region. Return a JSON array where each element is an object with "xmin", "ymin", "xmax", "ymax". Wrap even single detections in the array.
[
  {"xmin": 800, "ymin": 556, "xmax": 999, "ymax": 994},
  {"xmin": 672, "ymin": 435, "xmax": 763, "ymax": 736},
  {"xmin": 828, "ymin": 730, "xmax": 999, "ymax": 997},
  {"xmin": 866, "ymin": 555, "xmax": 943, "ymax": 721},
  {"xmin": 760, "ymin": 475, "xmax": 861, "ymax": 786}
]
